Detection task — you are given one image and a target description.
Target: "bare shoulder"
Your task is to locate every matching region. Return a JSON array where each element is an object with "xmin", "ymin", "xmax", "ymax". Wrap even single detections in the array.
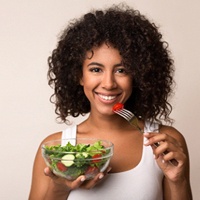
[
  {"xmin": 41, "ymin": 131, "xmax": 62, "ymax": 144},
  {"xmin": 35, "ymin": 131, "xmax": 62, "ymax": 160},
  {"xmin": 35, "ymin": 131, "xmax": 62, "ymax": 164}
]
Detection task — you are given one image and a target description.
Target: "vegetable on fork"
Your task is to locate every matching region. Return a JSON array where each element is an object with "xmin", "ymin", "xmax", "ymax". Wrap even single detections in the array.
[{"xmin": 112, "ymin": 103, "xmax": 124, "ymax": 111}]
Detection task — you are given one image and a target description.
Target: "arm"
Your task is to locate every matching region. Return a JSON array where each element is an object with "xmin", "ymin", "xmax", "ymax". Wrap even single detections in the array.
[{"xmin": 144, "ymin": 126, "xmax": 192, "ymax": 200}]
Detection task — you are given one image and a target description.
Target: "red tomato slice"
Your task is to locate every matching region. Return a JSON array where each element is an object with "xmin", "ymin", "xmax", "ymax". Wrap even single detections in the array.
[
  {"xmin": 112, "ymin": 103, "xmax": 124, "ymax": 111},
  {"xmin": 92, "ymin": 154, "xmax": 102, "ymax": 163},
  {"xmin": 56, "ymin": 162, "xmax": 68, "ymax": 172}
]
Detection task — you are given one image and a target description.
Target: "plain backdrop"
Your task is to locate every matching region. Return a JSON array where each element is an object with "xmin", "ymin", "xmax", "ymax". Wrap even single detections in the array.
[{"xmin": 0, "ymin": 0, "xmax": 199, "ymax": 199}]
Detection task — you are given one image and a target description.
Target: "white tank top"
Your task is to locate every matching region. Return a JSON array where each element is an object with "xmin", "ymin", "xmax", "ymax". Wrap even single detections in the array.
[{"xmin": 62, "ymin": 122, "xmax": 163, "ymax": 200}]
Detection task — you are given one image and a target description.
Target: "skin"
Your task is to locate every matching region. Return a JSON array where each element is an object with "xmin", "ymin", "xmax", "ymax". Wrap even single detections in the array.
[{"xmin": 29, "ymin": 43, "xmax": 192, "ymax": 200}]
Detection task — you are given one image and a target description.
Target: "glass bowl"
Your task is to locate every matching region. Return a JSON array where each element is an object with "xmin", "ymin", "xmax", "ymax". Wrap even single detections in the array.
[{"xmin": 41, "ymin": 138, "xmax": 113, "ymax": 180}]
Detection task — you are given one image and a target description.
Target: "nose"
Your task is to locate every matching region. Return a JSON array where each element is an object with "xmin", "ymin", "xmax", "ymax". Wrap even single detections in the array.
[{"xmin": 101, "ymin": 72, "xmax": 117, "ymax": 90}]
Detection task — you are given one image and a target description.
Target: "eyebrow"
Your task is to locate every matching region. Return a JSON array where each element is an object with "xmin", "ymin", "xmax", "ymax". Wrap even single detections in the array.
[{"xmin": 87, "ymin": 62, "xmax": 123, "ymax": 67}]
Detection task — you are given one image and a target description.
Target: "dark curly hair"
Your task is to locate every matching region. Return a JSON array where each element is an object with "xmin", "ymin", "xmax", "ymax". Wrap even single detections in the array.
[{"xmin": 48, "ymin": 4, "xmax": 174, "ymax": 124}]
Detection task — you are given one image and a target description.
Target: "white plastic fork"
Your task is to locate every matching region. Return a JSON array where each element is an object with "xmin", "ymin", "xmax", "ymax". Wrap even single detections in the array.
[{"xmin": 113, "ymin": 104, "xmax": 178, "ymax": 166}]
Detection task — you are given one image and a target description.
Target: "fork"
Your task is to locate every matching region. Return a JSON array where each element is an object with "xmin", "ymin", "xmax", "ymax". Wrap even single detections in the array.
[
  {"xmin": 113, "ymin": 103, "xmax": 178, "ymax": 166},
  {"xmin": 113, "ymin": 105, "xmax": 143, "ymax": 133}
]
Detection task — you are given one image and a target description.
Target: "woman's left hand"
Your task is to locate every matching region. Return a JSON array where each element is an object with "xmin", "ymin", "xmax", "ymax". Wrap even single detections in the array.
[{"xmin": 144, "ymin": 130, "xmax": 188, "ymax": 183}]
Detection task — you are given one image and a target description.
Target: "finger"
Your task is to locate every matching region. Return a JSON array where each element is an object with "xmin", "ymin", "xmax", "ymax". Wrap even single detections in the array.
[
  {"xmin": 162, "ymin": 150, "xmax": 186, "ymax": 166},
  {"xmin": 144, "ymin": 132, "xmax": 167, "ymax": 143},
  {"xmin": 161, "ymin": 154, "xmax": 179, "ymax": 167},
  {"xmin": 98, "ymin": 166, "xmax": 112, "ymax": 179},
  {"xmin": 81, "ymin": 173, "xmax": 104, "ymax": 189},
  {"xmin": 69, "ymin": 175, "xmax": 86, "ymax": 190},
  {"xmin": 152, "ymin": 143, "xmax": 179, "ymax": 166},
  {"xmin": 152, "ymin": 140, "xmax": 179, "ymax": 159},
  {"xmin": 144, "ymin": 132, "xmax": 177, "ymax": 147},
  {"xmin": 44, "ymin": 167, "xmax": 58, "ymax": 180},
  {"xmin": 153, "ymin": 141, "xmax": 174, "ymax": 155},
  {"xmin": 105, "ymin": 166, "xmax": 112, "ymax": 174}
]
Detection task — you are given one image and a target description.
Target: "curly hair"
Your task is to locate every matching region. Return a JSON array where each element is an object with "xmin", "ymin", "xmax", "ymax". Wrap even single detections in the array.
[{"xmin": 47, "ymin": 4, "xmax": 174, "ymax": 124}]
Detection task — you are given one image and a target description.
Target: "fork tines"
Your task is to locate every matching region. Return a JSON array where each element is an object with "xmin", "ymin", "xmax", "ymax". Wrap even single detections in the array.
[
  {"xmin": 114, "ymin": 108, "xmax": 135, "ymax": 121},
  {"xmin": 114, "ymin": 108, "xmax": 143, "ymax": 133}
]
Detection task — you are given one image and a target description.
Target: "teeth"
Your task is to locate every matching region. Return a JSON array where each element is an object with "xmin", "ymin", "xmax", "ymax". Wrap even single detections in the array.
[{"xmin": 99, "ymin": 94, "xmax": 116, "ymax": 101}]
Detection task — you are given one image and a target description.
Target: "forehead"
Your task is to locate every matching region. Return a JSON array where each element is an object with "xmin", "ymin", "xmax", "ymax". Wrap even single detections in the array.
[{"xmin": 84, "ymin": 43, "xmax": 122, "ymax": 62}]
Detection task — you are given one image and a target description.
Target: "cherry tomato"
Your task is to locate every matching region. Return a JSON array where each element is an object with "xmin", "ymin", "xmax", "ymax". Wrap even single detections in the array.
[{"xmin": 112, "ymin": 103, "xmax": 124, "ymax": 111}]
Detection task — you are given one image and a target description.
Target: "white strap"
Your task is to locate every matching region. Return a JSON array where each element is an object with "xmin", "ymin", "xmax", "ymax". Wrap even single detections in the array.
[
  {"xmin": 61, "ymin": 125, "xmax": 77, "ymax": 146},
  {"xmin": 144, "ymin": 121, "xmax": 159, "ymax": 133}
]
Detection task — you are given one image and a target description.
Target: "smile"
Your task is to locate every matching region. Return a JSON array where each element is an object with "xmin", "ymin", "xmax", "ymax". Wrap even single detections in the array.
[{"xmin": 98, "ymin": 94, "xmax": 117, "ymax": 101}]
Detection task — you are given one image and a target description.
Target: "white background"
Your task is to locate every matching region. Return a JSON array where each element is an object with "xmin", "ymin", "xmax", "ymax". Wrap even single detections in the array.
[{"xmin": 0, "ymin": 0, "xmax": 199, "ymax": 199}]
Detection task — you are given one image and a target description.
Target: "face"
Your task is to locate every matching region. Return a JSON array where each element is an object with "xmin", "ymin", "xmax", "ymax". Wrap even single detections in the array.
[{"xmin": 80, "ymin": 43, "xmax": 133, "ymax": 115}]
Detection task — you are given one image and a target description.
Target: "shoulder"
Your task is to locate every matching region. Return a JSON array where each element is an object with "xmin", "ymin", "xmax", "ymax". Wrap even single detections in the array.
[
  {"xmin": 34, "ymin": 132, "xmax": 62, "ymax": 164},
  {"xmin": 40, "ymin": 131, "xmax": 62, "ymax": 145}
]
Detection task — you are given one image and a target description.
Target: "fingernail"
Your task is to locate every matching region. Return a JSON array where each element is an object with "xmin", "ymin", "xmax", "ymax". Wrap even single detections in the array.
[
  {"xmin": 107, "ymin": 167, "xmax": 112, "ymax": 173},
  {"xmin": 144, "ymin": 138, "xmax": 149, "ymax": 145},
  {"xmin": 44, "ymin": 168, "xmax": 49, "ymax": 176},
  {"xmin": 144, "ymin": 132, "xmax": 150, "ymax": 136},
  {"xmin": 99, "ymin": 174, "xmax": 104, "ymax": 180},
  {"xmin": 81, "ymin": 176, "xmax": 86, "ymax": 182},
  {"xmin": 162, "ymin": 159, "xmax": 165, "ymax": 163},
  {"xmin": 44, "ymin": 169, "xmax": 47, "ymax": 175}
]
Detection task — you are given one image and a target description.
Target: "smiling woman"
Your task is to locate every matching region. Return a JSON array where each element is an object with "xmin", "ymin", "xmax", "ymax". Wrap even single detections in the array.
[{"xmin": 29, "ymin": 4, "xmax": 192, "ymax": 200}]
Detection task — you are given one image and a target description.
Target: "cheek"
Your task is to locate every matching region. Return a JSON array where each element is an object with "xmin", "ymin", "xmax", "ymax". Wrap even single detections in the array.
[
  {"xmin": 81, "ymin": 75, "xmax": 97, "ymax": 87},
  {"xmin": 81, "ymin": 76, "xmax": 98, "ymax": 96},
  {"xmin": 82, "ymin": 81, "xmax": 96, "ymax": 101},
  {"xmin": 119, "ymin": 78, "xmax": 132, "ymax": 91}
]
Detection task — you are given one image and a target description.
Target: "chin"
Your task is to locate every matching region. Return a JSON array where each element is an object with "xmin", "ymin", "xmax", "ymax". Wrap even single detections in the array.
[{"xmin": 95, "ymin": 107, "xmax": 112, "ymax": 115}]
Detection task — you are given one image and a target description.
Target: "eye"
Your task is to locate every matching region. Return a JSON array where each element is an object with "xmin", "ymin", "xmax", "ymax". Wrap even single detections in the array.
[
  {"xmin": 115, "ymin": 68, "xmax": 128, "ymax": 74},
  {"xmin": 89, "ymin": 67, "xmax": 102, "ymax": 73}
]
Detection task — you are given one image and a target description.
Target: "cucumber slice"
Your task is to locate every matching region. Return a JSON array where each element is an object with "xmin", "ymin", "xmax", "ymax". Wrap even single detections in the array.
[
  {"xmin": 75, "ymin": 153, "xmax": 82, "ymax": 158},
  {"xmin": 61, "ymin": 154, "xmax": 75, "ymax": 167},
  {"xmin": 82, "ymin": 152, "xmax": 88, "ymax": 158},
  {"xmin": 75, "ymin": 152, "xmax": 88, "ymax": 158}
]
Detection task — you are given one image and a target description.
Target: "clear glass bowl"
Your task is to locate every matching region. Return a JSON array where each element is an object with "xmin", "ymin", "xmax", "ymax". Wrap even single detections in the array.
[{"xmin": 41, "ymin": 138, "xmax": 113, "ymax": 180}]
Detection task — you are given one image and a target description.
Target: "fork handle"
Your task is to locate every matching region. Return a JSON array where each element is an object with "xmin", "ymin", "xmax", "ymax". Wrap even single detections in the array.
[{"xmin": 129, "ymin": 117, "xmax": 143, "ymax": 133}]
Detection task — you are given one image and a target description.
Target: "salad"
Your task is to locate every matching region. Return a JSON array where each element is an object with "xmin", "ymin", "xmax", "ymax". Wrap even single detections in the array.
[{"xmin": 42, "ymin": 140, "xmax": 112, "ymax": 180}]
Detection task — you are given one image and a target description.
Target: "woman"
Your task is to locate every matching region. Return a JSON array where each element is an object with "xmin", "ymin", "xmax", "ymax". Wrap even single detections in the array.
[{"xmin": 29, "ymin": 4, "xmax": 192, "ymax": 200}]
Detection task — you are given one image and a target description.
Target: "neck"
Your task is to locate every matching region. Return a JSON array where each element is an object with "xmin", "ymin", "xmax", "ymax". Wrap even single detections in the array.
[
  {"xmin": 83, "ymin": 112, "xmax": 137, "ymax": 133},
  {"xmin": 77, "ymin": 112, "xmax": 144, "ymax": 142}
]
